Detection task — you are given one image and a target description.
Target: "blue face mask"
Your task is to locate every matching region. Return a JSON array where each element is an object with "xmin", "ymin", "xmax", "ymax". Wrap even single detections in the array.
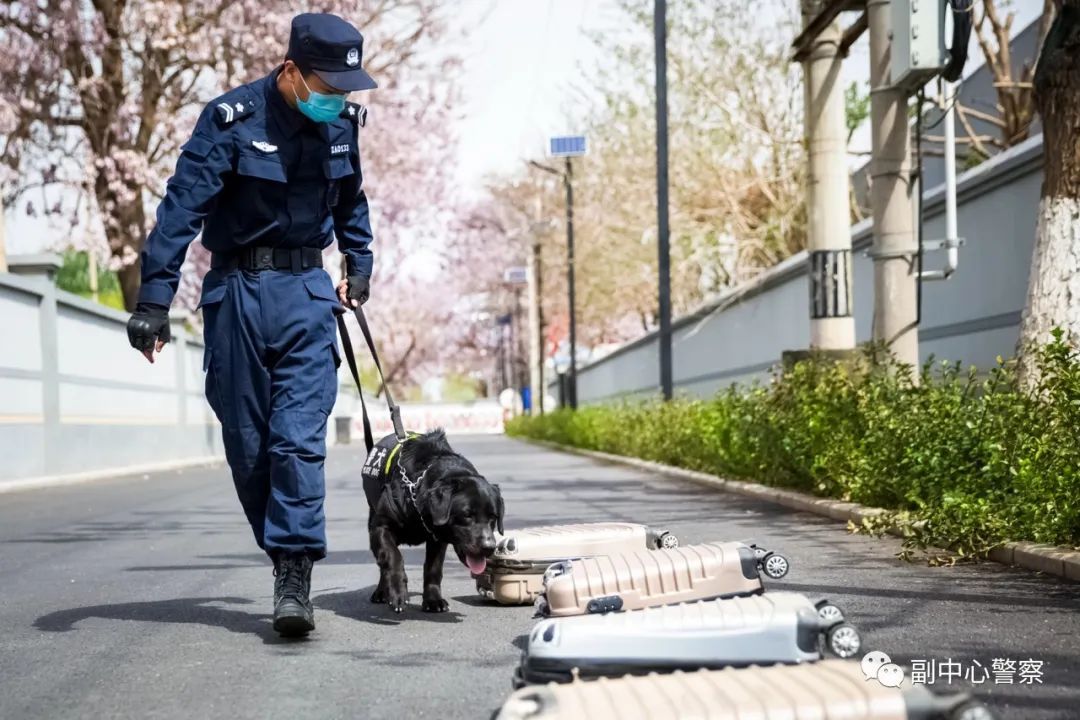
[{"xmin": 294, "ymin": 73, "xmax": 346, "ymax": 123}]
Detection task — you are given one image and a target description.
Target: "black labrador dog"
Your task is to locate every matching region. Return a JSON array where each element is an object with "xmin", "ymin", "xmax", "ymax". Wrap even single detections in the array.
[{"xmin": 361, "ymin": 429, "xmax": 504, "ymax": 613}]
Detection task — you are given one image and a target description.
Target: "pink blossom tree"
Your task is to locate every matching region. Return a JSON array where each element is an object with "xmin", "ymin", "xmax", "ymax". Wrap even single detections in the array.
[{"xmin": 0, "ymin": 0, "xmax": 458, "ymax": 311}]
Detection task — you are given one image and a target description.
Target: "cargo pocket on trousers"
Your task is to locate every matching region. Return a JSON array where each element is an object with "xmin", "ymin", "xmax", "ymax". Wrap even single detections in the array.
[
  {"xmin": 203, "ymin": 347, "xmax": 224, "ymax": 423},
  {"xmin": 321, "ymin": 344, "xmax": 342, "ymax": 416}
]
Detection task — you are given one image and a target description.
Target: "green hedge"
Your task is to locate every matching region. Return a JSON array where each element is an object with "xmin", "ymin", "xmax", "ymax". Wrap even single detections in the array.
[{"xmin": 508, "ymin": 332, "xmax": 1080, "ymax": 558}]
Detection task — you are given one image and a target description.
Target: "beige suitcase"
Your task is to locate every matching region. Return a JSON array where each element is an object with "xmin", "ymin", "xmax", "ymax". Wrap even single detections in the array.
[
  {"xmin": 474, "ymin": 523, "xmax": 679, "ymax": 605},
  {"xmin": 536, "ymin": 541, "xmax": 789, "ymax": 618},
  {"xmin": 495, "ymin": 659, "xmax": 994, "ymax": 720}
]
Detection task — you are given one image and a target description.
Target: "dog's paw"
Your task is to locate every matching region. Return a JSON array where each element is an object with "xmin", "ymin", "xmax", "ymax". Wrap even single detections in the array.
[
  {"xmin": 370, "ymin": 587, "xmax": 387, "ymax": 604},
  {"xmin": 422, "ymin": 596, "xmax": 450, "ymax": 613},
  {"xmin": 387, "ymin": 589, "xmax": 408, "ymax": 614}
]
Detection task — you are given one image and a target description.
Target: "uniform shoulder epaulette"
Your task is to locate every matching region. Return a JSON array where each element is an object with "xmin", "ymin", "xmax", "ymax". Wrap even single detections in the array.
[
  {"xmin": 212, "ymin": 87, "xmax": 261, "ymax": 127},
  {"xmin": 341, "ymin": 102, "xmax": 368, "ymax": 128}
]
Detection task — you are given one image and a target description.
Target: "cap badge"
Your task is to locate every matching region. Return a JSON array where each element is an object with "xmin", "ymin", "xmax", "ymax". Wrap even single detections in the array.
[{"xmin": 346, "ymin": 48, "xmax": 360, "ymax": 67}]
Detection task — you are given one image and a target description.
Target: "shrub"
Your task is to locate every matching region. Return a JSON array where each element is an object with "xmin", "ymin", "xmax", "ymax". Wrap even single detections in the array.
[{"xmin": 506, "ymin": 335, "xmax": 1080, "ymax": 557}]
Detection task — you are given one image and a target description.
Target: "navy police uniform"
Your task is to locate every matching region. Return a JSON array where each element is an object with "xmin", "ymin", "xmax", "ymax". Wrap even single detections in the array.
[{"xmin": 137, "ymin": 14, "xmax": 377, "ymax": 561}]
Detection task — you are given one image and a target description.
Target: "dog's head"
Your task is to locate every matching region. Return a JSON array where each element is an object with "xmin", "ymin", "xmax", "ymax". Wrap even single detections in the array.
[{"xmin": 404, "ymin": 431, "xmax": 505, "ymax": 575}]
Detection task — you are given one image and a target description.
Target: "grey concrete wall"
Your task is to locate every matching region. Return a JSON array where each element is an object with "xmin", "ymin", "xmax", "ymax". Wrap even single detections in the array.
[
  {"xmin": 0, "ymin": 273, "xmax": 222, "ymax": 484},
  {"xmin": 569, "ymin": 135, "xmax": 1043, "ymax": 404}
]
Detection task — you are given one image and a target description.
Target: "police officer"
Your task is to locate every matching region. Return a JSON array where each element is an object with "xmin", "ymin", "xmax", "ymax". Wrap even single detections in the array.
[{"xmin": 126, "ymin": 13, "xmax": 377, "ymax": 637}]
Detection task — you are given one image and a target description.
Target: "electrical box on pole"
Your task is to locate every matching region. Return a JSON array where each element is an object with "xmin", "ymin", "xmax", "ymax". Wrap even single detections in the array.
[{"xmin": 890, "ymin": 0, "xmax": 947, "ymax": 92}]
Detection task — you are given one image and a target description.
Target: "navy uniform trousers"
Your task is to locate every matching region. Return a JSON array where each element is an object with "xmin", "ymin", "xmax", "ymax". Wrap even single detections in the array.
[{"xmin": 201, "ymin": 267, "xmax": 341, "ymax": 560}]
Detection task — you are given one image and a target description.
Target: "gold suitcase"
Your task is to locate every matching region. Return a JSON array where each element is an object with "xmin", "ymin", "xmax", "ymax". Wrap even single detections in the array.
[
  {"xmin": 495, "ymin": 659, "xmax": 994, "ymax": 720},
  {"xmin": 536, "ymin": 541, "xmax": 789, "ymax": 617}
]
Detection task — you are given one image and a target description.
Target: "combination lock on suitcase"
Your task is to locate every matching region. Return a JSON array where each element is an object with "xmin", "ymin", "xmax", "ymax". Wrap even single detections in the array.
[
  {"xmin": 496, "ymin": 659, "xmax": 995, "ymax": 720},
  {"xmin": 514, "ymin": 592, "xmax": 861, "ymax": 687},
  {"xmin": 535, "ymin": 541, "xmax": 790, "ymax": 618},
  {"xmin": 474, "ymin": 522, "xmax": 679, "ymax": 605}
]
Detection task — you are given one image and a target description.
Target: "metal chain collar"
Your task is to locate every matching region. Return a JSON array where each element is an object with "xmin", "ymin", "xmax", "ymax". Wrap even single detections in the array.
[{"xmin": 398, "ymin": 462, "xmax": 434, "ymax": 537}]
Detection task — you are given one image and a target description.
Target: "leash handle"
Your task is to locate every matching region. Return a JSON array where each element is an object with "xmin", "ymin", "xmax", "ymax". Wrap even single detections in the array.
[{"xmin": 336, "ymin": 306, "xmax": 407, "ymax": 453}]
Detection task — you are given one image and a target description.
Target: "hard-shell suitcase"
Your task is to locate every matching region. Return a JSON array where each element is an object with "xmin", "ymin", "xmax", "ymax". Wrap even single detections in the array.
[
  {"xmin": 495, "ymin": 659, "xmax": 995, "ymax": 720},
  {"xmin": 474, "ymin": 522, "xmax": 680, "ymax": 605},
  {"xmin": 514, "ymin": 592, "xmax": 861, "ymax": 687},
  {"xmin": 535, "ymin": 541, "xmax": 790, "ymax": 618}
]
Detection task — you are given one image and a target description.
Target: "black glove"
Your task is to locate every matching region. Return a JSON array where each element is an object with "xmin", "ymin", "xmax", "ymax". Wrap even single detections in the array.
[
  {"xmin": 127, "ymin": 304, "xmax": 171, "ymax": 352},
  {"xmin": 346, "ymin": 274, "xmax": 370, "ymax": 306}
]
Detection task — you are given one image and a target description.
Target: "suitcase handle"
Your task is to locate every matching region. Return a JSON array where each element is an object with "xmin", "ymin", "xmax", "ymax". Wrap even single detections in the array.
[{"xmin": 586, "ymin": 595, "xmax": 624, "ymax": 614}]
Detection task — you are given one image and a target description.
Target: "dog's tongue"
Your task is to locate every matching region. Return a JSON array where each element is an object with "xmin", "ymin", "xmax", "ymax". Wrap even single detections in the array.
[{"xmin": 465, "ymin": 554, "xmax": 487, "ymax": 575}]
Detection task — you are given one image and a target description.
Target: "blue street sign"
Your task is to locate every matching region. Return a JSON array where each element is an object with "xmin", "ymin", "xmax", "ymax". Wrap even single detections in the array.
[
  {"xmin": 549, "ymin": 136, "xmax": 587, "ymax": 157},
  {"xmin": 504, "ymin": 266, "xmax": 528, "ymax": 285}
]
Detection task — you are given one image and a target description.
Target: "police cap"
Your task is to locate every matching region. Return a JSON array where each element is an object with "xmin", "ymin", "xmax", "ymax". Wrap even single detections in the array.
[{"xmin": 288, "ymin": 13, "xmax": 377, "ymax": 92}]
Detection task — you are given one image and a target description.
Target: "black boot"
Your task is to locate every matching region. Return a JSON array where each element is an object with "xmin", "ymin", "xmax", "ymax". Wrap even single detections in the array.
[{"xmin": 273, "ymin": 553, "xmax": 315, "ymax": 637}]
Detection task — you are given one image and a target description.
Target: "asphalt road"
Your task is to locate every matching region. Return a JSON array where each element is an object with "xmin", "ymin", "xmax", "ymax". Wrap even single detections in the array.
[{"xmin": 0, "ymin": 434, "xmax": 1078, "ymax": 720}]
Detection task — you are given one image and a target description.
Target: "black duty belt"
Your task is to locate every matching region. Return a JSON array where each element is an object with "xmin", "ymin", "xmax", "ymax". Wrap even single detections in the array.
[{"xmin": 211, "ymin": 246, "xmax": 324, "ymax": 273}]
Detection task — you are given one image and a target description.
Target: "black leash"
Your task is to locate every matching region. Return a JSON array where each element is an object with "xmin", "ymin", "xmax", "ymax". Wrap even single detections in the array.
[{"xmin": 336, "ymin": 306, "xmax": 406, "ymax": 453}]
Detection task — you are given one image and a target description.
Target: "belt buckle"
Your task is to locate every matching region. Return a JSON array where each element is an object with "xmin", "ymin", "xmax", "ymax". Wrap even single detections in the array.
[{"xmin": 254, "ymin": 247, "xmax": 273, "ymax": 270}]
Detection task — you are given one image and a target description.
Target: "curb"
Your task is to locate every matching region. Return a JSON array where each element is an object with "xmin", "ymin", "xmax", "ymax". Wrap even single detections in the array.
[
  {"xmin": 520, "ymin": 438, "xmax": 1080, "ymax": 584},
  {"xmin": 0, "ymin": 456, "xmax": 226, "ymax": 495}
]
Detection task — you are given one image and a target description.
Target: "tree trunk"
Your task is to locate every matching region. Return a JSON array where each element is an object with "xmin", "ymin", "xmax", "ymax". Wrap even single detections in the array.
[
  {"xmin": 93, "ymin": 163, "xmax": 148, "ymax": 312},
  {"xmin": 118, "ymin": 261, "xmax": 142, "ymax": 312},
  {"xmin": 1018, "ymin": 1, "xmax": 1080, "ymax": 384}
]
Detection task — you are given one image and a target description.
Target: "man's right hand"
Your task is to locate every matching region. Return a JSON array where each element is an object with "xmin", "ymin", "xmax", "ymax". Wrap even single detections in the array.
[
  {"xmin": 339, "ymin": 274, "xmax": 370, "ymax": 309},
  {"xmin": 127, "ymin": 304, "xmax": 171, "ymax": 364}
]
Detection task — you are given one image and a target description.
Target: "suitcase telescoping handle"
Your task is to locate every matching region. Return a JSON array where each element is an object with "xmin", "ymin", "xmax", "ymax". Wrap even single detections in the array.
[{"xmin": 337, "ymin": 306, "xmax": 407, "ymax": 453}]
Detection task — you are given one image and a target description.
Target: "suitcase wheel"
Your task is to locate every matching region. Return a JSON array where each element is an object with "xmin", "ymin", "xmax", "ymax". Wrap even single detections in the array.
[
  {"xmin": 825, "ymin": 622, "xmax": 861, "ymax": 658},
  {"xmin": 511, "ymin": 666, "xmax": 525, "ymax": 690},
  {"xmin": 659, "ymin": 532, "xmax": 679, "ymax": 549},
  {"xmin": 586, "ymin": 595, "xmax": 624, "ymax": 614},
  {"xmin": 761, "ymin": 552, "xmax": 790, "ymax": 579},
  {"xmin": 949, "ymin": 700, "xmax": 996, "ymax": 720},
  {"xmin": 814, "ymin": 601, "xmax": 844, "ymax": 625},
  {"xmin": 533, "ymin": 595, "xmax": 549, "ymax": 618}
]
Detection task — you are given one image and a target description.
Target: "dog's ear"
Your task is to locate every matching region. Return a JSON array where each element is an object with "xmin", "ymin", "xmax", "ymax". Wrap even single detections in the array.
[
  {"xmin": 406, "ymin": 430, "xmax": 453, "ymax": 470},
  {"xmin": 422, "ymin": 483, "xmax": 454, "ymax": 527},
  {"xmin": 492, "ymin": 484, "xmax": 505, "ymax": 535}
]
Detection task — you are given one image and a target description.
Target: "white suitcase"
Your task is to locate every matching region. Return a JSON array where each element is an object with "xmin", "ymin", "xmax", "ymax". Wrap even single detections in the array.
[{"xmin": 514, "ymin": 592, "xmax": 860, "ymax": 687}]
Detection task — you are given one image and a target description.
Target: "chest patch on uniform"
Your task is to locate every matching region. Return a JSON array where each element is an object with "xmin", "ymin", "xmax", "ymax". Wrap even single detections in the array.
[
  {"xmin": 330, "ymin": 144, "xmax": 350, "ymax": 155},
  {"xmin": 252, "ymin": 140, "xmax": 278, "ymax": 153}
]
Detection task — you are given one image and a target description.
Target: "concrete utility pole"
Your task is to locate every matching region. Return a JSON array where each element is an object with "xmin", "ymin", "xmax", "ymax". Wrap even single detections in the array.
[
  {"xmin": 527, "ymin": 238, "xmax": 543, "ymax": 416},
  {"xmin": 868, "ymin": 0, "xmax": 919, "ymax": 371},
  {"xmin": 802, "ymin": 1, "xmax": 854, "ymax": 349}
]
